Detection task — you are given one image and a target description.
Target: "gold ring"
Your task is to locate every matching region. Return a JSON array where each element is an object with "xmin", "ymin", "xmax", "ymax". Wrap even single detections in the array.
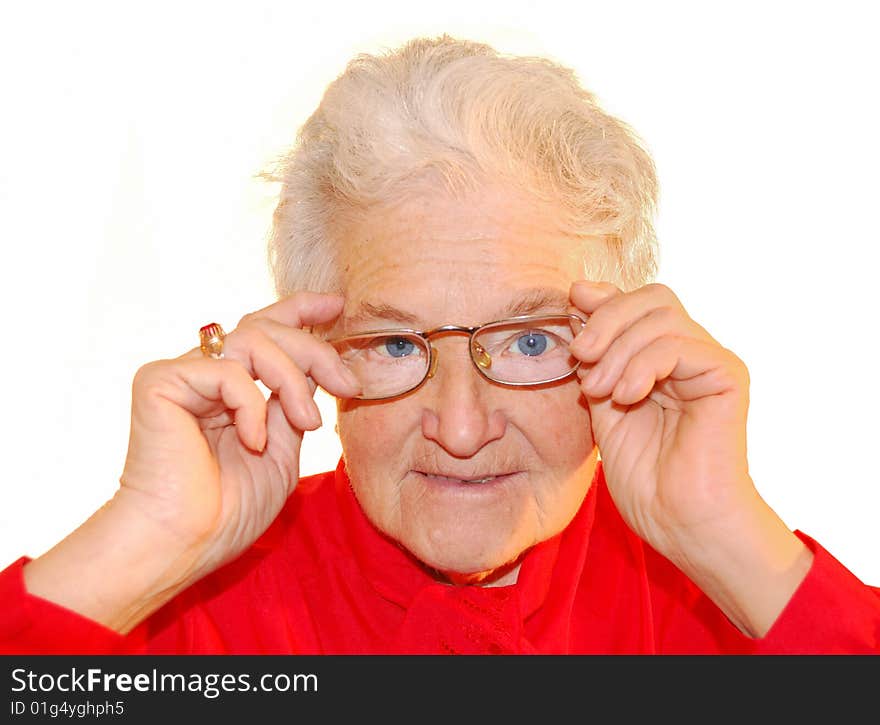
[{"xmin": 199, "ymin": 322, "xmax": 226, "ymax": 359}]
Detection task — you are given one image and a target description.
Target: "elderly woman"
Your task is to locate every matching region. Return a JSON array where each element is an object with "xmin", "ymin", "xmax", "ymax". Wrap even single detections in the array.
[{"xmin": 2, "ymin": 35, "xmax": 877, "ymax": 654}]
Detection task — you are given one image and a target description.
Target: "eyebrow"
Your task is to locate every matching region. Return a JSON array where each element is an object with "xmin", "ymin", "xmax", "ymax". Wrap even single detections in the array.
[
  {"xmin": 344, "ymin": 287, "xmax": 571, "ymax": 329},
  {"xmin": 345, "ymin": 301, "xmax": 421, "ymax": 327},
  {"xmin": 499, "ymin": 288, "xmax": 570, "ymax": 318}
]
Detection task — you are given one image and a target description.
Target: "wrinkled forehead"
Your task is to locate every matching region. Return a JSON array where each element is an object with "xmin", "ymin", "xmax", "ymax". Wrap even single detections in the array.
[
  {"xmin": 338, "ymin": 239, "xmax": 585, "ymax": 332},
  {"xmin": 334, "ymin": 187, "xmax": 589, "ymax": 329}
]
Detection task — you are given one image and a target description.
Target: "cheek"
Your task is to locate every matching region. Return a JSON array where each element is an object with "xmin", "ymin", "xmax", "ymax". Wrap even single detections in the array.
[
  {"xmin": 517, "ymin": 382, "xmax": 594, "ymax": 461},
  {"xmin": 337, "ymin": 400, "xmax": 428, "ymax": 538},
  {"xmin": 336, "ymin": 400, "xmax": 421, "ymax": 489}
]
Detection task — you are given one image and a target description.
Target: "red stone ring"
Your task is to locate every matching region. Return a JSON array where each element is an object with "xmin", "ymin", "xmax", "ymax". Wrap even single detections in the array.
[{"xmin": 199, "ymin": 323, "xmax": 226, "ymax": 359}]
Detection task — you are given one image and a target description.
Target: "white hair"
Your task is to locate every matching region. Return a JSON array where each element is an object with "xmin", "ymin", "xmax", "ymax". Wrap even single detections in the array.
[{"xmin": 263, "ymin": 35, "xmax": 659, "ymax": 296}]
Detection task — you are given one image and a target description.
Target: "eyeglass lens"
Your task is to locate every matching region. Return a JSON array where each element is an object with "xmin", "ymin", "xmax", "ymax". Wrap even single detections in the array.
[{"xmin": 331, "ymin": 315, "xmax": 583, "ymax": 400}]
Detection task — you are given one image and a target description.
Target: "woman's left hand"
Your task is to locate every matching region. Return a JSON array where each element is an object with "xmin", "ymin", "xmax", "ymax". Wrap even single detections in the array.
[
  {"xmin": 570, "ymin": 281, "xmax": 752, "ymax": 552},
  {"xmin": 568, "ymin": 281, "xmax": 810, "ymax": 637}
]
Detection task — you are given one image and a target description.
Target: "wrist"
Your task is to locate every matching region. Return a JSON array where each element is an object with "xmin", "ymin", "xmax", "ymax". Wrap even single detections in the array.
[
  {"xmin": 662, "ymin": 488, "xmax": 814, "ymax": 638},
  {"xmin": 23, "ymin": 496, "xmax": 207, "ymax": 634}
]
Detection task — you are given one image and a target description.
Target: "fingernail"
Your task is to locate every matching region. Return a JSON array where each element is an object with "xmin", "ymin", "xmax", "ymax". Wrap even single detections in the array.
[
  {"xmin": 584, "ymin": 365, "xmax": 603, "ymax": 390},
  {"xmin": 340, "ymin": 366, "xmax": 361, "ymax": 391},
  {"xmin": 574, "ymin": 329, "xmax": 598, "ymax": 351},
  {"xmin": 612, "ymin": 378, "xmax": 631, "ymax": 402},
  {"xmin": 307, "ymin": 400, "xmax": 322, "ymax": 428}
]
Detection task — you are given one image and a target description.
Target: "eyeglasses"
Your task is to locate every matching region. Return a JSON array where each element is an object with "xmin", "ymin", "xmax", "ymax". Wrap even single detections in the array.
[{"xmin": 327, "ymin": 313, "xmax": 587, "ymax": 400}]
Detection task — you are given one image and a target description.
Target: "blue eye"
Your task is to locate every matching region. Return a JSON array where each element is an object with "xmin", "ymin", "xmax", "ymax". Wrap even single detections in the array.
[
  {"xmin": 516, "ymin": 333, "xmax": 548, "ymax": 356},
  {"xmin": 384, "ymin": 337, "xmax": 416, "ymax": 358}
]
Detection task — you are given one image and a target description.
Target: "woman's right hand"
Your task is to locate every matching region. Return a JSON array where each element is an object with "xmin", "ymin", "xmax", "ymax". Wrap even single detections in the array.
[
  {"xmin": 23, "ymin": 291, "xmax": 360, "ymax": 632},
  {"xmin": 117, "ymin": 291, "xmax": 360, "ymax": 578}
]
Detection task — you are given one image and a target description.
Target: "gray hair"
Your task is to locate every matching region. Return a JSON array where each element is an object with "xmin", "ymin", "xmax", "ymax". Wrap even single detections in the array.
[{"xmin": 264, "ymin": 35, "xmax": 659, "ymax": 296}]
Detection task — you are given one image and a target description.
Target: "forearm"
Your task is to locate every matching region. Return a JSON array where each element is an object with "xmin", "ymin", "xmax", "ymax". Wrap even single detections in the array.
[
  {"xmin": 666, "ymin": 487, "xmax": 814, "ymax": 638},
  {"xmin": 23, "ymin": 497, "xmax": 203, "ymax": 635}
]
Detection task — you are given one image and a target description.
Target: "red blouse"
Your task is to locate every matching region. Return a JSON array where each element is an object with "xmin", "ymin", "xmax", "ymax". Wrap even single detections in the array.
[{"xmin": 2, "ymin": 460, "xmax": 878, "ymax": 654}]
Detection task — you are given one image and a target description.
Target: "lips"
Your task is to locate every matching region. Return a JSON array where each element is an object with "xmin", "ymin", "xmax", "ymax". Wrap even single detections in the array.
[{"xmin": 414, "ymin": 471, "xmax": 519, "ymax": 486}]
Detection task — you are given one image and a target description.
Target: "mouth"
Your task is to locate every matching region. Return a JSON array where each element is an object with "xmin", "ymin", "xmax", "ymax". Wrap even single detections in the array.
[{"xmin": 413, "ymin": 471, "xmax": 521, "ymax": 487}]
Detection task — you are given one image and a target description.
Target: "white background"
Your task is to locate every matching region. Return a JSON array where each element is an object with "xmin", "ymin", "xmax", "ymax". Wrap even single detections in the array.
[{"xmin": 1, "ymin": 1, "xmax": 877, "ymax": 584}]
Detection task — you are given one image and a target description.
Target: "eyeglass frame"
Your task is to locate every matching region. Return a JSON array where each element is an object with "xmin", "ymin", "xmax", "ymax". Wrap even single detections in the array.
[{"xmin": 327, "ymin": 312, "xmax": 588, "ymax": 401}]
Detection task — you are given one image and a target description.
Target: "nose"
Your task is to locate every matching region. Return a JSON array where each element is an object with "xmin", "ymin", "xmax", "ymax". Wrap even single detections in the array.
[{"xmin": 420, "ymin": 342, "xmax": 507, "ymax": 458}]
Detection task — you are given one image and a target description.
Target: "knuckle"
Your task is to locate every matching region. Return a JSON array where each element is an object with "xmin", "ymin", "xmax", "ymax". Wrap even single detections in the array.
[
  {"xmin": 595, "ymin": 281, "xmax": 620, "ymax": 294},
  {"xmin": 226, "ymin": 321, "xmax": 268, "ymax": 353},
  {"xmin": 646, "ymin": 282, "xmax": 679, "ymax": 305},
  {"xmin": 132, "ymin": 359, "xmax": 166, "ymax": 389},
  {"xmin": 726, "ymin": 349, "xmax": 750, "ymax": 383},
  {"xmin": 235, "ymin": 310, "xmax": 260, "ymax": 329},
  {"xmin": 285, "ymin": 289, "xmax": 317, "ymax": 311},
  {"xmin": 655, "ymin": 305, "xmax": 682, "ymax": 327}
]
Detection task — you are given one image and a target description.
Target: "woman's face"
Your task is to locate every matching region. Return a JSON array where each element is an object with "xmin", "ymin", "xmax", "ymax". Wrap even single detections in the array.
[{"xmin": 334, "ymin": 185, "xmax": 598, "ymax": 585}]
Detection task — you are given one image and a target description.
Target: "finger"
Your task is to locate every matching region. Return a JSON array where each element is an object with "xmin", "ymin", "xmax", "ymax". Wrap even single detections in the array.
[
  {"xmin": 241, "ymin": 320, "xmax": 361, "ymax": 398},
  {"xmin": 607, "ymin": 336, "xmax": 745, "ymax": 406},
  {"xmin": 138, "ymin": 358, "xmax": 269, "ymax": 452},
  {"xmin": 578, "ymin": 306, "xmax": 707, "ymax": 398},
  {"xmin": 183, "ymin": 292, "xmax": 344, "ymax": 362},
  {"xmin": 569, "ymin": 282, "xmax": 684, "ymax": 364},
  {"xmin": 569, "ymin": 280, "xmax": 622, "ymax": 315},
  {"xmin": 215, "ymin": 324, "xmax": 357, "ymax": 430},
  {"xmin": 223, "ymin": 318, "xmax": 361, "ymax": 398},
  {"xmin": 243, "ymin": 291, "xmax": 346, "ymax": 329},
  {"xmin": 229, "ymin": 327, "xmax": 325, "ymax": 430},
  {"xmin": 183, "ymin": 319, "xmax": 361, "ymax": 401}
]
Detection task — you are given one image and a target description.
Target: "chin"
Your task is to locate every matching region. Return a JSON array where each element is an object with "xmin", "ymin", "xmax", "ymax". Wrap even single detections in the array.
[{"xmin": 408, "ymin": 532, "xmax": 530, "ymax": 587}]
